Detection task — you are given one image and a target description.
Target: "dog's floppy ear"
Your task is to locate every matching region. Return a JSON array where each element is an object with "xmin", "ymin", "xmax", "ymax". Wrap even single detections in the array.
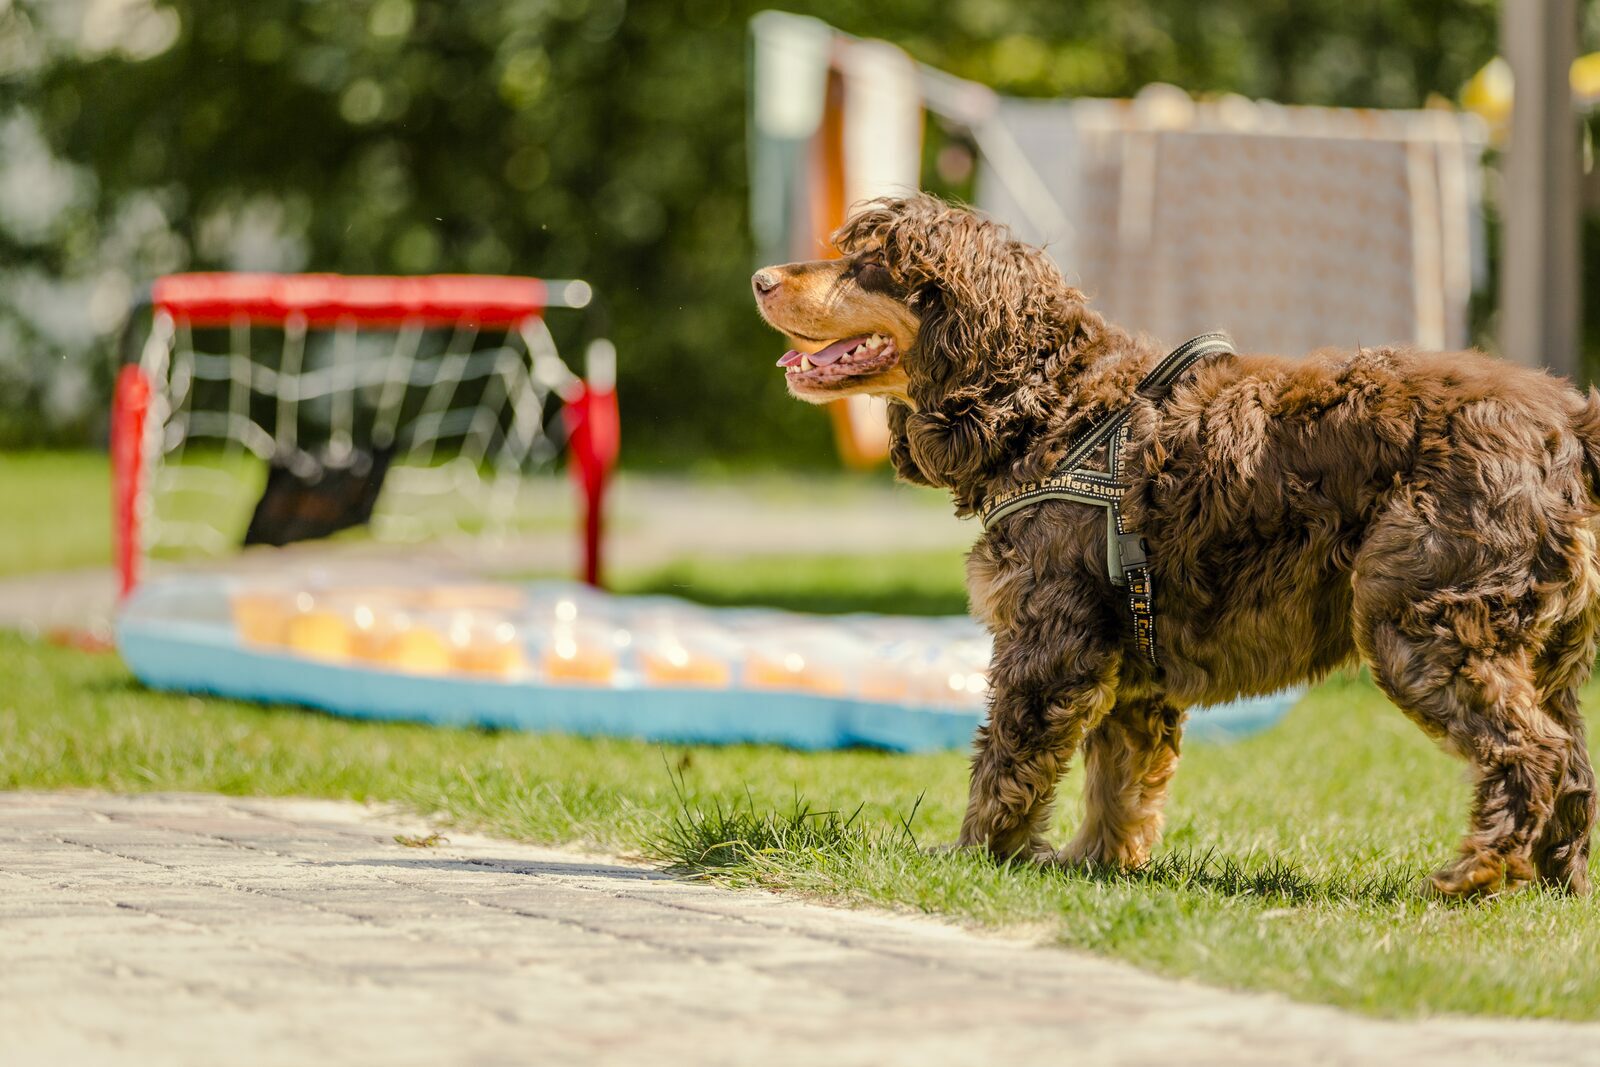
[
  {"xmin": 901, "ymin": 388, "xmax": 1004, "ymax": 489},
  {"xmin": 887, "ymin": 397, "xmax": 998, "ymax": 491},
  {"xmin": 892, "ymin": 281, "xmax": 1012, "ymax": 490},
  {"xmin": 885, "ymin": 402, "xmax": 935, "ymax": 486}
]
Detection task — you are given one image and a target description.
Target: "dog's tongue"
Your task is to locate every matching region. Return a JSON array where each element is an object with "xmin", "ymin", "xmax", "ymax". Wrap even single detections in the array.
[{"xmin": 775, "ymin": 337, "xmax": 864, "ymax": 368}]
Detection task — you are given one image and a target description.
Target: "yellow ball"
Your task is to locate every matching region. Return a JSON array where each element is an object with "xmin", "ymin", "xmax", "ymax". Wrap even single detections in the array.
[
  {"xmin": 284, "ymin": 610, "xmax": 352, "ymax": 662},
  {"xmin": 375, "ymin": 627, "xmax": 453, "ymax": 675}
]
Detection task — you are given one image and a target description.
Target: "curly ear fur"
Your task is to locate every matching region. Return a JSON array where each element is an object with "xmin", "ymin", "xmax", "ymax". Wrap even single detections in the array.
[
  {"xmin": 833, "ymin": 195, "xmax": 1118, "ymax": 500},
  {"xmin": 904, "ymin": 391, "xmax": 1005, "ymax": 492},
  {"xmin": 885, "ymin": 402, "xmax": 934, "ymax": 486}
]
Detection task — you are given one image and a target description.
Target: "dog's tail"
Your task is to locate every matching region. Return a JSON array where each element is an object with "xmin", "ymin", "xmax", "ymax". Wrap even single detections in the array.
[{"xmin": 1573, "ymin": 388, "xmax": 1600, "ymax": 501}]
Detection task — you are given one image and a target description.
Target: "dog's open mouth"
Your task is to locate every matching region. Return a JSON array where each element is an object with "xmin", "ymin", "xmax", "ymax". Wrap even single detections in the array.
[{"xmin": 776, "ymin": 334, "xmax": 898, "ymax": 386}]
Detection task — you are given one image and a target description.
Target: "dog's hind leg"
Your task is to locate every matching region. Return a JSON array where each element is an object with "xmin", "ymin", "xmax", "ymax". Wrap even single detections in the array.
[
  {"xmin": 1531, "ymin": 665, "xmax": 1596, "ymax": 895},
  {"xmin": 1060, "ymin": 695, "xmax": 1185, "ymax": 868},
  {"xmin": 1353, "ymin": 493, "xmax": 1569, "ymax": 898},
  {"xmin": 1531, "ymin": 536, "xmax": 1600, "ymax": 893},
  {"xmin": 957, "ymin": 630, "xmax": 1120, "ymax": 863}
]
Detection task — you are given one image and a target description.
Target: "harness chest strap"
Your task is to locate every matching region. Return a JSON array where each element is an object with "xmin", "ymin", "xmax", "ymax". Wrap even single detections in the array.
[{"xmin": 976, "ymin": 332, "xmax": 1236, "ymax": 667}]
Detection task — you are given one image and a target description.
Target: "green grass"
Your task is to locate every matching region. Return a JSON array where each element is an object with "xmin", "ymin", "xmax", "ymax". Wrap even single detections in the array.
[
  {"xmin": 0, "ymin": 449, "xmax": 266, "ymax": 576},
  {"xmin": 617, "ymin": 550, "xmax": 970, "ymax": 615},
  {"xmin": 0, "ymin": 452, "xmax": 112, "ymax": 576},
  {"xmin": 0, "ymin": 451, "xmax": 938, "ymax": 580},
  {"xmin": 5, "ymin": 630, "xmax": 1600, "ymax": 1020}
]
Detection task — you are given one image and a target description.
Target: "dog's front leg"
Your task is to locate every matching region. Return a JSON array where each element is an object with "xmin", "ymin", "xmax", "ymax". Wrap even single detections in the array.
[
  {"xmin": 1061, "ymin": 695, "xmax": 1185, "ymax": 869},
  {"xmin": 958, "ymin": 630, "xmax": 1120, "ymax": 863}
]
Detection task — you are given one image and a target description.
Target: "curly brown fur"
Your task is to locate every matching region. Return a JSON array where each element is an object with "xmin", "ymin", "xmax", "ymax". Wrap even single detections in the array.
[{"xmin": 753, "ymin": 193, "xmax": 1600, "ymax": 898}]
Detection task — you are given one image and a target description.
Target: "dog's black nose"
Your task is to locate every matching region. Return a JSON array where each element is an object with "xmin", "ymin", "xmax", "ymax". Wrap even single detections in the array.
[{"xmin": 752, "ymin": 269, "xmax": 780, "ymax": 295}]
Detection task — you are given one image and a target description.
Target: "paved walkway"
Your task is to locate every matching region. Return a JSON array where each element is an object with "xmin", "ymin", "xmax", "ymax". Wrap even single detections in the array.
[{"xmin": 4, "ymin": 792, "xmax": 1599, "ymax": 1067}]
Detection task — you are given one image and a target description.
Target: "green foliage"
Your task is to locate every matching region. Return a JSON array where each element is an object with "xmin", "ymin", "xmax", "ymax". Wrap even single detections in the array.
[{"xmin": 0, "ymin": 1, "xmax": 1506, "ymax": 458}]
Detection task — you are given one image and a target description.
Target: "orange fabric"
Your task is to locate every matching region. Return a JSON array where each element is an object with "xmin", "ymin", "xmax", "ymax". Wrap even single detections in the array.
[{"xmin": 804, "ymin": 67, "xmax": 891, "ymax": 468}]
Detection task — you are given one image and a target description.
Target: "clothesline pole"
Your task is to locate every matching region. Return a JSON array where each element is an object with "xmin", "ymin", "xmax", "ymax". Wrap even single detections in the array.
[{"xmin": 1499, "ymin": 0, "xmax": 1582, "ymax": 381}]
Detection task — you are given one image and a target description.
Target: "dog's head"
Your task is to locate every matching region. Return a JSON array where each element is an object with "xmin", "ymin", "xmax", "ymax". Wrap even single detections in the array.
[{"xmin": 752, "ymin": 193, "xmax": 1086, "ymax": 493}]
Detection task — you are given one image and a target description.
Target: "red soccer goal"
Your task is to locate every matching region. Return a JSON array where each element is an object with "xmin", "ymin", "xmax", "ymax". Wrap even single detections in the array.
[{"xmin": 112, "ymin": 273, "xmax": 619, "ymax": 596}]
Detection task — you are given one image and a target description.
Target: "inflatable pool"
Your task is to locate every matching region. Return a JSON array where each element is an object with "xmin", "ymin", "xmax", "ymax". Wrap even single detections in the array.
[{"xmin": 116, "ymin": 575, "xmax": 1303, "ymax": 752}]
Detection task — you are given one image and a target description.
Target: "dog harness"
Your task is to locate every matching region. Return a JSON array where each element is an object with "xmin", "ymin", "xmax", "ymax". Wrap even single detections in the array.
[{"xmin": 976, "ymin": 331, "xmax": 1236, "ymax": 668}]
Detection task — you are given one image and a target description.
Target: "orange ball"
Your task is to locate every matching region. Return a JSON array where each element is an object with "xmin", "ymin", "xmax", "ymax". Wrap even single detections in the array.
[
  {"xmin": 542, "ymin": 645, "xmax": 615, "ymax": 684},
  {"xmin": 231, "ymin": 592, "xmax": 295, "ymax": 647},
  {"xmin": 641, "ymin": 650, "xmax": 732, "ymax": 688}
]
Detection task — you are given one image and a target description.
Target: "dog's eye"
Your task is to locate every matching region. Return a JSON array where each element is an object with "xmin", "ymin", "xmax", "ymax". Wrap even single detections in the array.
[{"xmin": 853, "ymin": 255, "xmax": 893, "ymax": 289}]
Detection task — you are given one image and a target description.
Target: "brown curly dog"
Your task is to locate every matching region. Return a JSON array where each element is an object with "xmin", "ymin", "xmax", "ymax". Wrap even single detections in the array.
[{"xmin": 752, "ymin": 192, "xmax": 1600, "ymax": 898}]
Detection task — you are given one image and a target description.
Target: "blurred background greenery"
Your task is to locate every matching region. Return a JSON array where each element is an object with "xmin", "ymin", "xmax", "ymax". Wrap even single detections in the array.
[{"xmin": 0, "ymin": 0, "xmax": 1575, "ymax": 464}]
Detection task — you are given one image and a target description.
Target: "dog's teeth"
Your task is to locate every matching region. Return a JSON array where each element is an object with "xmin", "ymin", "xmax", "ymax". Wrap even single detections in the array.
[{"xmin": 799, "ymin": 355, "xmax": 813, "ymax": 371}]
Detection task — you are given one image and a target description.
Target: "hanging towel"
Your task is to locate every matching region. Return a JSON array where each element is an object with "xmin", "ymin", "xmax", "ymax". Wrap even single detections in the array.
[
  {"xmin": 747, "ymin": 11, "xmax": 832, "ymax": 268},
  {"xmin": 828, "ymin": 37, "xmax": 923, "ymax": 464},
  {"xmin": 977, "ymin": 96, "xmax": 1486, "ymax": 356}
]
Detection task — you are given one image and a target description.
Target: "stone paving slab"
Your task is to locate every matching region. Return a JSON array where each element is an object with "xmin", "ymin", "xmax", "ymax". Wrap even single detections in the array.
[{"xmin": 3, "ymin": 791, "xmax": 1599, "ymax": 1067}]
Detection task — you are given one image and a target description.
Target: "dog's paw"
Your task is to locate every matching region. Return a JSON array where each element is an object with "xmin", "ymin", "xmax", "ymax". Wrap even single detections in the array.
[
  {"xmin": 1533, "ymin": 843, "xmax": 1593, "ymax": 896},
  {"xmin": 1549, "ymin": 867, "xmax": 1593, "ymax": 897},
  {"xmin": 1534, "ymin": 861, "xmax": 1592, "ymax": 897},
  {"xmin": 944, "ymin": 824, "xmax": 1058, "ymax": 864},
  {"xmin": 1057, "ymin": 834, "xmax": 1150, "ymax": 872},
  {"xmin": 1424, "ymin": 851, "xmax": 1533, "ymax": 900},
  {"xmin": 922, "ymin": 841, "xmax": 1036, "ymax": 862}
]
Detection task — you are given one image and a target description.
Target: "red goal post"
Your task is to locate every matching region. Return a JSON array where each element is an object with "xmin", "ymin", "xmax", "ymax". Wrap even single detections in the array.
[{"xmin": 112, "ymin": 272, "xmax": 619, "ymax": 596}]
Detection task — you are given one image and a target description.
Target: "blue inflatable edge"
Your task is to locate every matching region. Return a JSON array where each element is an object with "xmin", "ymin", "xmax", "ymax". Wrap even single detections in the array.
[{"xmin": 116, "ymin": 617, "xmax": 1304, "ymax": 753}]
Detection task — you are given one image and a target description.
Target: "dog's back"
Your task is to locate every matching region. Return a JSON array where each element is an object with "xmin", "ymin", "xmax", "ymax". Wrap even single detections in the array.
[
  {"xmin": 1132, "ymin": 342, "xmax": 1600, "ymax": 893},
  {"xmin": 1147, "ymin": 345, "xmax": 1600, "ymax": 697}
]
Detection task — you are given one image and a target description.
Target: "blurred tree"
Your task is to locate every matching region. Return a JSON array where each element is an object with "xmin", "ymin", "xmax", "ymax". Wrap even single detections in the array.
[{"xmin": 0, "ymin": 0, "xmax": 1522, "ymax": 459}]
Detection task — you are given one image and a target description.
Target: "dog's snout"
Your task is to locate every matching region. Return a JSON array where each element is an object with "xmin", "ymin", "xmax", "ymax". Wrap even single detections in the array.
[{"xmin": 752, "ymin": 269, "xmax": 781, "ymax": 296}]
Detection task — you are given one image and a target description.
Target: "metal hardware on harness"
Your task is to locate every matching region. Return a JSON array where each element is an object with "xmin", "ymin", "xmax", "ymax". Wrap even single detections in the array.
[
  {"xmin": 1116, "ymin": 532, "xmax": 1147, "ymax": 570},
  {"xmin": 976, "ymin": 331, "xmax": 1236, "ymax": 668}
]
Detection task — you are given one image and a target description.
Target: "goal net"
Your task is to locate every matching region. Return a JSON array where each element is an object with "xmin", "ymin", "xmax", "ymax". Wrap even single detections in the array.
[{"xmin": 111, "ymin": 273, "xmax": 619, "ymax": 596}]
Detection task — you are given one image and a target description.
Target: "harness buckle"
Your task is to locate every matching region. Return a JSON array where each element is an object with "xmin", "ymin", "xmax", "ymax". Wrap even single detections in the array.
[{"xmin": 1117, "ymin": 532, "xmax": 1148, "ymax": 570}]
